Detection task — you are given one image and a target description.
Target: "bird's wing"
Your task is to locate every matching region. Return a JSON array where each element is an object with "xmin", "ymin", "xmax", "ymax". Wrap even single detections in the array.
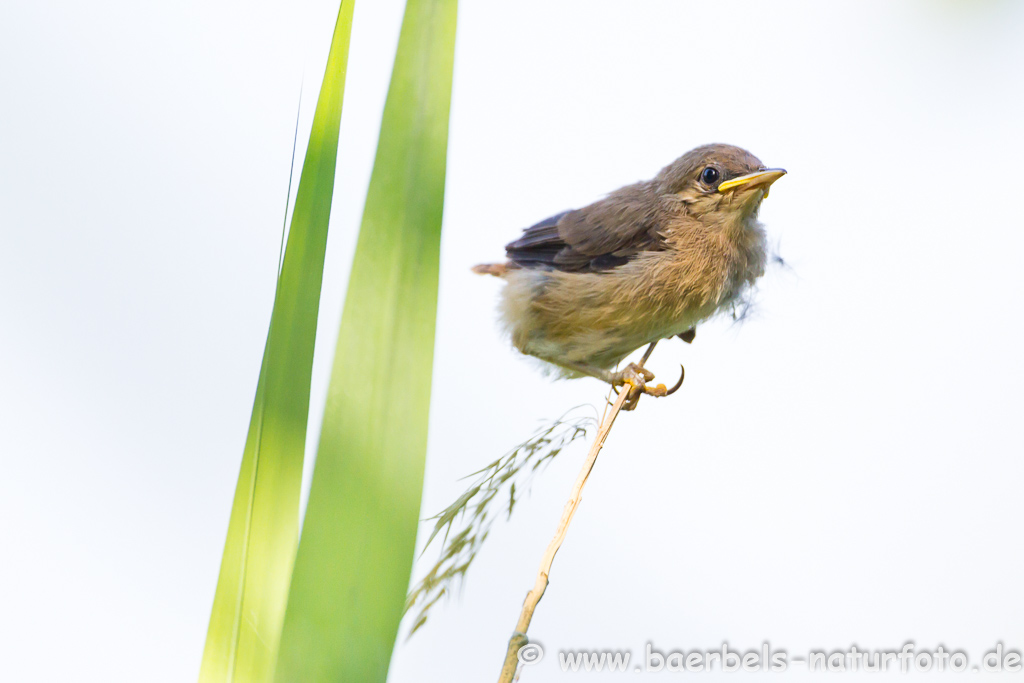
[{"xmin": 504, "ymin": 184, "xmax": 668, "ymax": 273}]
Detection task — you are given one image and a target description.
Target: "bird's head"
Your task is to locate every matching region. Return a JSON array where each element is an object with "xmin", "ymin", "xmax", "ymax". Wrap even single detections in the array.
[{"xmin": 656, "ymin": 143, "xmax": 786, "ymax": 225}]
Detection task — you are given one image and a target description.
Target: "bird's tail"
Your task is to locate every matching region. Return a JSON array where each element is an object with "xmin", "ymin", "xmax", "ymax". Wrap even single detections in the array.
[{"xmin": 471, "ymin": 262, "xmax": 509, "ymax": 277}]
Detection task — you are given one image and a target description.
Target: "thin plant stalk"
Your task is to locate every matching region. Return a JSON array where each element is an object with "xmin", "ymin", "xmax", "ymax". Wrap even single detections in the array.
[{"xmin": 496, "ymin": 343, "xmax": 659, "ymax": 682}]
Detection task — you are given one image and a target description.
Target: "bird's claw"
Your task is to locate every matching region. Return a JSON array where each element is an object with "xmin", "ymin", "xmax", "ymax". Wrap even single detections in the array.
[
  {"xmin": 662, "ymin": 364, "xmax": 685, "ymax": 396},
  {"xmin": 611, "ymin": 363, "xmax": 685, "ymax": 410}
]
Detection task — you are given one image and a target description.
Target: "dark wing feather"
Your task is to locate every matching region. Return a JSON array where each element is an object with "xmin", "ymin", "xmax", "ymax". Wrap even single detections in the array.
[{"xmin": 504, "ymin": 183, "xmax": 668, "ymax": 273}]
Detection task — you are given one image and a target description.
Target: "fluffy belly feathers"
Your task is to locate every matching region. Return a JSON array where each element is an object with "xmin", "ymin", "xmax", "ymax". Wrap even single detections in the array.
[{"xmin": 499, "ymin": 249, "xmax": 737, "ymax": 372}]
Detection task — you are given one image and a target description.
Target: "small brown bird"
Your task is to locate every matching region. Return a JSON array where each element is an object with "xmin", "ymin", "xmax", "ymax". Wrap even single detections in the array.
[{"xmin": 474, "ymin": 143, "xmax": 785, "ymax": 398}]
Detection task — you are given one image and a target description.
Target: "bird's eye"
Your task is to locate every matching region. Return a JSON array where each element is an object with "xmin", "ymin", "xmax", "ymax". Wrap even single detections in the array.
[{"xmin": 700, "ymin": 167, "xmax": 720, "ymax": 185}]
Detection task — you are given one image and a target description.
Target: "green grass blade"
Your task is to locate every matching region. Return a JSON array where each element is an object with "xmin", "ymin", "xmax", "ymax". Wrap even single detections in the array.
[
  {"xmin": 274, "ymin": 0, "xmax": 458, "ymax": 680},
  {"xmin": 199, "ymin": 3, "xmax": 355, "ymax": 681}
]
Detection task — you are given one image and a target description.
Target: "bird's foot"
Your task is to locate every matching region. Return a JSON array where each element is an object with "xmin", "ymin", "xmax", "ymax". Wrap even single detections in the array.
[
  {"xmin": 609, "ymin": 363, "xmax": 685, "ymax": 410},
  {"xmin": 560, "ymin": 355, "xmax": 684, "ymax": 410},
  {"xmin": 608, "ymin": 363, "xmax": 651, "ymax": 411},
  {"xmin": 609, "ymin": 362, "xmax": 655, "ymax": 387}
]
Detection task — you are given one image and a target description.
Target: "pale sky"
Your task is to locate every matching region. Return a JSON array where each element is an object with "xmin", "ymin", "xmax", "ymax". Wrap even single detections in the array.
[{"xmin": 2, "ymin": 0, "xmax": 1023, "ymax": 681}]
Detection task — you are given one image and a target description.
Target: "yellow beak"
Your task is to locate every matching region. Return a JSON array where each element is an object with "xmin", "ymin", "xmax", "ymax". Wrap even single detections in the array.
[{"xmin": 717, "ymin": 168, "xmax": 787, "ymax": 196}]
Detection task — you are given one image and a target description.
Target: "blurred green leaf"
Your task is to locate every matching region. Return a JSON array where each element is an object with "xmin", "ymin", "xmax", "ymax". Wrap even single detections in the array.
[
  {"xmin": 198, "ymin": 3, "xmax": 355, "ymax": 681},
  {"xmin": 274, "ymin": 0, "xmax": 458, "ymax": 680}
]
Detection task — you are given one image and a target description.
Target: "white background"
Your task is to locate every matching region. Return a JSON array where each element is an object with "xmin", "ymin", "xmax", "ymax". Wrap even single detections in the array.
[{"xmin": 2, "ymin": 0, "xmax": 1023, "ymax": 680}]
